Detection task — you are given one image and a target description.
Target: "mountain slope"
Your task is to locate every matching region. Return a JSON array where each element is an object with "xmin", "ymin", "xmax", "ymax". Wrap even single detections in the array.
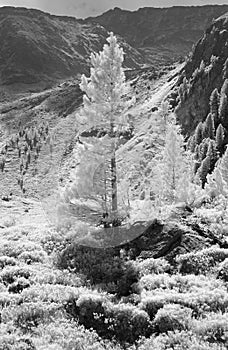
[
  {"xmin": 174, "ymin": 12, "xmax": 228, "ymax": 134},
  {"xmin": 0, "ymin": 7, "xmax": 146, "ymax": 88},
  {"xmin": 87, "ymin": 5, "xmax": 228, "ymax": 66}
]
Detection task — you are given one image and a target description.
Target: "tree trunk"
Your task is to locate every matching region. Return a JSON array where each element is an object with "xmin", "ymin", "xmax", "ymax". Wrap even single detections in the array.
[
  {"xmin": 110, "ymin": 119, "xmax": 118, "ymax": 219},
  {"xmin": 111, "ymin": 148, "xmax": 118, "ymax": 216}
]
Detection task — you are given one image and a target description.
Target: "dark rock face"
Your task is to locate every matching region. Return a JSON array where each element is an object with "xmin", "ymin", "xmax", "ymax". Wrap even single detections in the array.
[
  {"xmin": 117, "ymin": 219, "xmax": 213, "ymax": 262},
  {"xmin": 0, "ymin": 7, "xmax": 145, "ymax": 86},
  {"xmin": 175, "ymin": 13, "xmax": 228, "ymax": 134},
  {"xmin": 88, "ymin": 5, "xmax": 228, "ymax": 66}
]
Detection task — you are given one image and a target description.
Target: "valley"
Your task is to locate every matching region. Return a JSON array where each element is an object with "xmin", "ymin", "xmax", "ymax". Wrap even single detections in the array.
[{"xmin": 0, "ymin": 4, "xmax": 228, "ymax": 350}]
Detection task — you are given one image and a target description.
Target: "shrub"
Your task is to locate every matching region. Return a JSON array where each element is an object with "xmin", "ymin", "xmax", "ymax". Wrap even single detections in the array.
[
  {"xmin": 0, "ymin": 335, "xmax": 35, "ymax": 350},
  {"xmin": 134, "ymin": 330, "xmax": 227, "ymax": 350},
  {"xmin": 106, "ymin": 303, "xmax": 152, "ymax": 343},
  {"xmin": 192, "ymin": 312, "xmax": 228, "ymax": 344},
  {"xmin": 216, "ymin": 258, "xmax": 228, "ymax": 281},
  {"xmin": 32, "ymin": 269, "xmax": 83, "ymax": 287},
  {"xmin": 137, "ymin": 258, "xmax": 171, "ymax": 276},
  {"xmin": 153, "ymin": 304, "xmax": 192, "ymax": 333},
  {"xmin": 0, "ymin": 256, "xmax": 16, "ymax": 268},
  {"xmin": 8, "ymin": 277, "xmax": 30, "ymax": 294},
  {"xmin": 0, "ymin": 266, "xmax": 31, "ymax": 285},
  {"xmin": 140, "ymin": 288, "xmax": 228, "ymax": 318},
  {"xmin": 18, "ymin": 250, "xmax": 47, "ymax": 264},
  {"xmin": 2, "ymin": 301, "xmax": 60, "ymax": 331},
  {"xmin": 56, "ymin": 245, "xmax": 139, "ymax": 296},
  {"xmin": 176, "ymin": 246, "xmax": 228, "ymax": 274},
  {"xmin": 72, "ymin": 293, "xmax": 152, "ymax": 343},
  {"xmin": 139, "ymin": 273, "xmax": 224, "ymax": 293},
  {"xmin": 36, "ymin": 320, "xmax": 122, "ymax": 350}
]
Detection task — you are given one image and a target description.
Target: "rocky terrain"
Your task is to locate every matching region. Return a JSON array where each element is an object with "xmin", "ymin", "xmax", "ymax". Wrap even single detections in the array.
[
  {"xmin": 88, "ymin": 5, "xmax": 228, "ymax": 66},
  {"xmin": 174, "ymin": 12, "xmax": 228, "ymax": 134},
  {"xmin": 0, "ymin": 7, "xmax": 145, "ymax": 90},
  {"xmin": 0, "ymin": 6, "xmax": 228, "ymax": 350},
  {"xmin": 1, "ymin": 5, "xmax": 228, "ymax": 91}
]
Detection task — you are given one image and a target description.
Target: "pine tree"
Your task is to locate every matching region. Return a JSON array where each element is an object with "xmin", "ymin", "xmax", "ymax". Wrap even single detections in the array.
[
  {"xmin": 203, "ymin": 113, "xmax": 215, "ymax": 139},
  {"xmin": 157, "ymin": 120, "xmax": 186, "ymax": 202},
  {"xmin": 219, "ymin": 93, "xmax": 228, "ymax": 129},
  {"xmin": 216, "ymin": 123, "xmax": 225, "ymax": 155},
  {"xmin": 197, "ymin": 156, "xmax": 210, "ymax": 188},
  {"xmin": 206, "ymin": 139, "xmax": 218, "ymax": 172},
  {"xmin": 79, "ymin": 33, "xmax": 130, "ymax": 221},
  {"xmin": 209, "ymin": 88, "xmax": 220, "ymax": 125},
  {"xmin": 221, "ymin": 79, "xmax": 228, "ymax": 97},
  {"xmin": 195, "ymin": 122, "xmax": 204, "ymax": 145},
  {"xmin": 218, "ymin": 145, "xmax": 228, "ymax": 187},
  {"xmin": 223, "ymin": 58, "xmax": 228, "ymax": 80},
  {"xmin": 199, "ymin": 138, "xmax": 210, "ymax": 161}
]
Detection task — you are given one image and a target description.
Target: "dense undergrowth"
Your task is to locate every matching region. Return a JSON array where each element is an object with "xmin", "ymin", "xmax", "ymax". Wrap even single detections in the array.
[{"xmin": 0, "ymin": 205, "xmax": 227, "ymax": 350}]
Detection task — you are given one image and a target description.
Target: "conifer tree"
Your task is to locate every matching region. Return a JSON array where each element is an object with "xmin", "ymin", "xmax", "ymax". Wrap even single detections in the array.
[
  {"xmin": 79, "ymin": 33, "xmax": 130, "ymax": 221},
  {"xmin": 199, "ymin": 138, "xmax": 210, "ymax": 161},
  {"xmin": 223, "ymin": 58, "xmax": 228, "ymax": 80},
  {"xmin": 206, "ymin": 139, "xmax": 218, "ymax": 172},
  {"xmin": 216, "ymin": 123, "xmax": 225, "ymax": 155},
  {"xmin": 155, "ymin": 120, "xmax": 186, "ymax": 202},
  {"xmin": 195, "ymin": 122, "xmax": 204, "ymax": 145},
  {"xmin": 221, "ymin": 79, "xmax": 228, "ymax": 97},
  {"xmin": 218, "ymin": 145, "xmax": 228, "ymax": 187},
  {"xmin": 197, "ymin": 156, "xmax": 210, "ymax": 188},
  {"xmin": 209, "ymin": 88, "xmax": 220, "ymax": 125},
  {"xmin": 203, "ymin": 113, "xmax": 215, "ymax": 139},
  {"xmin": 219, "ymin": 93, "xmax": 228, "ymax": 129}
]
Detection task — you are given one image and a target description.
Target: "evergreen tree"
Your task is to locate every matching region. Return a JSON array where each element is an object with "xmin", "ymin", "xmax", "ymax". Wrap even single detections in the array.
[
  {"xmin": 187, "ymin": 135, "xmax": 196, "ymax": 152},
  {"xmin": 79, "ymin": 33, "xmax": 130, "ymax": 221},
  {"xmin": 199, "ymin": 138, "xmax": 210, "ymax": 161},
  {"xmin": 195, "ymin": 122, "xmax": 204, "ymax": 145},
  {"xmin": 154, "ymin": 119, "xmax": 194, "ymax": 203},
  {"xmin": 206, "ymin": 139, "xmax": 218, "ymax": 172},
  {"xmin": 209, "ymin": 88, "xmax": 220, "ymax": 125},
  {"xmin": 223, "ymin": 58, "xmax": 228, "ymax": 80},
  {"xmin": 218, "ymin": 145, "xmax": 228, "ymax": 187},
  {"xmin": 197, "ymin": 156, "xmax": 210, "ymax": 188},
  {"xmin": 219, "ymin": 93, "xmax": 228, "ymax": 129},
  {"xmin": 216, "ymin": 123, "xmax": 225, "ymax": 155},
  {"xmin": 221, "ymin": 79, "xmax": 228, "ymax": 97},
  {"xmin": 203, "ymin": 113, "xmax": 215, "ymax": 139}
]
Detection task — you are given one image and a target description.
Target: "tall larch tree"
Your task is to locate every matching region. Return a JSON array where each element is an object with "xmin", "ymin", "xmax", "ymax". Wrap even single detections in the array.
[
  {"xmin": 203, "ymin": 113, "xmax": 215, "ymax": 139},
  {"xmin": 219, "ymin": 93, "xmax": 228, "ymax": 129},
  {"xmin": 195, "ymin": 122, "xmax": 204, "ymax": 145},
  {"xmin": 157, "ymin": 120, "xmax": 186, "ymax": 202},
  {"xmin": 79, "ymin": 32, "xmax": 129, "ymax": 222},
  {"xmin": 216, "ymin": 123, "xmax": 225, "ymax": 155},
  {"xmin": 209, "ymin": 88, "xmax": 220, "ymax": 126},
  {"xmin": 223, "ymin": 58, "xmax": 228, "ymax": 80}
]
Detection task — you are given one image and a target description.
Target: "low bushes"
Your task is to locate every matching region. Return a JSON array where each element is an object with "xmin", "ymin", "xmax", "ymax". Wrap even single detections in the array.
[
  {"xmin": 66, "ymin": 293, "xmax": 152, "ymax": 343},
  {"xmin": 133, "ymin": 330, "xmax": 227, "ymax": 350},
  {"xmin": 192, "ymin": 312, "xmax": 228, "ymax": 345},
  {"xmin": 56, "ymin": 245, "xmax": 139, "ymax": 296},
  {"xmin": 0, "ymin": 266, "xmax": 31, "ymax": 285},
  {"xmin": 137, "ymin": 258, "xmax": 171, "ymax": 276},
  {"xmin": 216, "ymin": 258, "xmax": 228, "ymax": 281},
  {"xmin": 176, "ymin": 246, "xmax": 228, "ymax": 274},
  {"xmin": 153, "ymin": 304, "xmax": 192, "ymax": 333},
  {"xmin": 140, "ymin": 288, "xmax": 228, "ymax": 319}
]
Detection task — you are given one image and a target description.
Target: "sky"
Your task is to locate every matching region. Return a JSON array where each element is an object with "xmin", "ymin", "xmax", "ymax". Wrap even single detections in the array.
[{"xmin": 0, "ymin": 0, "xmax": 227, "ymax": 18}]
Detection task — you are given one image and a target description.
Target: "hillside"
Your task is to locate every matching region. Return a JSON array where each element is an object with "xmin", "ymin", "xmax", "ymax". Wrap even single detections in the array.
[
  {"xmin": 0, "ymin": 7, "xmax": 145, "ymax": 89},
  {"xmin": 0, "ymin": 8, "xmax": 228, "ymax": 350},
  {"xmin": 88, "ymin": 5, "xmax": 228, "ymax": 66}
]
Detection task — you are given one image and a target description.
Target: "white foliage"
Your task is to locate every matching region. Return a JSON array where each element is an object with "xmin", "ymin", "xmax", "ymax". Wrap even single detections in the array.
[
  {"xmin": 78, "ymin": 32, "xmax": 131, "ymax": 130},
  {"xmin": 152, "ymin": 116, "xmax": 199, "ymax": 205}
]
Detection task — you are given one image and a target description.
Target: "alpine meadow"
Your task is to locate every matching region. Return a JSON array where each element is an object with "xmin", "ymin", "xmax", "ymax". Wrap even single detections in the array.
[{"xmin": 0, "ymin": 3, "xmax": 228, "ymax": 350}]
